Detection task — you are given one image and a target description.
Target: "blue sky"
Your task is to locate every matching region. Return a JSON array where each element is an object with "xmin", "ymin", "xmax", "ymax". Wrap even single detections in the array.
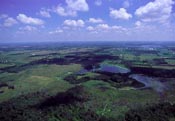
[{"xmin": 0, "ymin": 0, "xmax": 175, "ymax": 42}]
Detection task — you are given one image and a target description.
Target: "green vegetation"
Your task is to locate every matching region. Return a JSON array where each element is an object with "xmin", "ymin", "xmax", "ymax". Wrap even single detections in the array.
[{"xmin": 0, "ymin": 42, "xmax": 175, "ymax": 121}]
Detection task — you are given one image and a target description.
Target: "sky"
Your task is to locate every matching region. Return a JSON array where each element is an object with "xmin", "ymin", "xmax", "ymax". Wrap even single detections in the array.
[{"xmin": 0, "ymin": 0, "xmax": 175, "ymax": 42}]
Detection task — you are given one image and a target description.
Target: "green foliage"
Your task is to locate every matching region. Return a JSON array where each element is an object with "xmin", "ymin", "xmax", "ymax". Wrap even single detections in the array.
[
  {"xmin": 0, "ymin": 44, "xmax": 175, "ymax": 121},
  {"xmin": 125, "ymin": 102, "xmax": 175, "ymax": 121},
  {"xmin": 0, "ymin": 86, "xmax": 111, "ymax": 121}
]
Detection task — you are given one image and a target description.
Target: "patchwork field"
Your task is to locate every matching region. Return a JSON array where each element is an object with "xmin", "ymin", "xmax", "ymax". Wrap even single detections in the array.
[{"xmin": 0, "ymin": 42, "xmax": 175, "ymax": 121}]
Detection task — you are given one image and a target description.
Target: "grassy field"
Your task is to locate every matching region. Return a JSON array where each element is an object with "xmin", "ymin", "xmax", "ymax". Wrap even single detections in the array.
[{"xmin": 0, "ymin": 43, "xmax": 175, "ymax": 121}]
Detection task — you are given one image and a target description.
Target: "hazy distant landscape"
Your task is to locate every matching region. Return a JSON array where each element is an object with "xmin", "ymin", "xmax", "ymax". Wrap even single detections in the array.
[{"xmin": 0, "ymin": 42, "xmax": 175, "ymax": 121}]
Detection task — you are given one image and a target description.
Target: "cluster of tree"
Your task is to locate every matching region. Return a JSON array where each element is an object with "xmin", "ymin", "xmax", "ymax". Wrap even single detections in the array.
[
  {"xmin": 96, "ymin": 72, "xmax": 144, "ymax": 88},
  {"xmin": 38, "ymin": 86, "xmax": 89, "ymax": 108},
  {"xmin": 64, "ymin": 74, "xmax": 91, "ymax": 84},
  {"xmin": 1, "ymin": 84, "xmax": 175, "ymax": 121},
  {"xmin": 152, "ymin": 58, "xmax": 168, "ymax": 65},
  {"xmin": 125, "ymin": 102, "xmax": 175, "ymax": 121},
  {"xmin": 130, "ymin": 67, "xmax": 175, "ymax": 78},
  {"xmin": 0, "ymin": 86, "xmax": 111, "ymax": 121},
  {"xmin": 0, "ymin": 51, "xmax": 119, "ymax": 73},
  {"xmin": 0, "ymin": 92, "xmax": 49, "ymax": 121},
  {"xmin": 0, "ymin": 82, "xmax": 14, "ymax": 94},
  {"xmin": 64, "ymin": 72, "xmax": 144, "ymax": 88}
]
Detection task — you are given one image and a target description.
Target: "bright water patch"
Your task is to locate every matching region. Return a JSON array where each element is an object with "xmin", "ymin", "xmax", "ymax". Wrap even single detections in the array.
[
  {"xmin": 130, "ymin": 74, "xmax": 166, "ymax": 93},
  {"xmin": 98, "ymin": 64, "xmax": 130, "ymax": 74}
]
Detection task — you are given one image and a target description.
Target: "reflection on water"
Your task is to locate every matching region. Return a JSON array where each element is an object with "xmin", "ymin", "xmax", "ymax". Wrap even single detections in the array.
[
  {"xmin": 130, "ymin": 74, "xmax": 166, "ymax": 93},
  {"xmin": 98, "ymin": 64, "xmax": 130, "ymax": 74},
  {"xmin": 77, "ymin": 64, "xmax": 130, "ymax": 74}
]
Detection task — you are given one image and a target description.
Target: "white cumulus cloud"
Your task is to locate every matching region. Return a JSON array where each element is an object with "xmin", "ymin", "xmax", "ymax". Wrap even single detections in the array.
[
  {"xmin": 96, "ymin": 24, "xmax": 110, "ymax": 30},
  {"xmin": 54, "ymin": 0, "xmax": 89, "ymax": 16},
  {"xmin": 49, "ymin": 29, "xmax": 63, "ymax": 34},
  {"xmin": 19, "ymin": 26, "xmax": 37, "ymax": 31},
  {"xmin": 39, "ymin": 9, "xmax": 51, "ymax": 18},
  {"xmin": 66, "ymin": 0, "xmax": 89, "ymax": 11},
  {"xmin": 63, "ymin": 19, "xmax": 85, "ymax": 27},
  {"xmin": 0, "ymin": 14, "xmax": 8, "ymax": 19},
  {"xmin": 17, "ymin": 14, "xmax": 44, "ymax": 25},
  {"xmin": 135, "ymin": 0, "xmax": 174, "ymax": 23},
  {"xmin": 86, "ymin": 26, "xmax": 94, "ymax": 31},
  {"xmin": 54, "ymin": 5, "xmax": 77, "ymax": 17},
  {"xmin": 135, "ymin": 21, "xmax": 142, "ymax": 27},
  {"xmin": 110, "ymin": 8, "xmax": 132, "ymax": 20},
  {"xmin": 88, "ymin": 18, "xmax": 103, "ymax": 23},
  {"xmin": 3, "ymin": 17, "xmax": 18, "ymax": 27},
  {"xmin": 87, "ymin": 24, "xmax": 127, "ymax": 32}
]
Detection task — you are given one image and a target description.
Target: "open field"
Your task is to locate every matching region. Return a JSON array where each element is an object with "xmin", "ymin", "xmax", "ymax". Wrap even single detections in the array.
[{"xmin": 0, "ymin": 42, "xmax": 175, "ymax": 121}]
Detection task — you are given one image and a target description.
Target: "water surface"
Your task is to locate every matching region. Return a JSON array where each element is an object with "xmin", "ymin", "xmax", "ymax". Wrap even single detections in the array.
[
  {"xmin": 98, "ymin": 64, "xmax": 130, "ymax": 74},
  {"xmin": 130, "ymin": 74, "xmax": 166, "ymax": 92}
]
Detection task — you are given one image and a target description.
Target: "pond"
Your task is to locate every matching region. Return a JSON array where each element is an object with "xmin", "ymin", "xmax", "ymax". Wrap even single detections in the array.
[
  {"xmin": 98, "ymin": 64, "xmax": 130, "ymax": 74},
  {"xmin": 129, "ymin": 74, "xmax": 166, "ymax": 93}
]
